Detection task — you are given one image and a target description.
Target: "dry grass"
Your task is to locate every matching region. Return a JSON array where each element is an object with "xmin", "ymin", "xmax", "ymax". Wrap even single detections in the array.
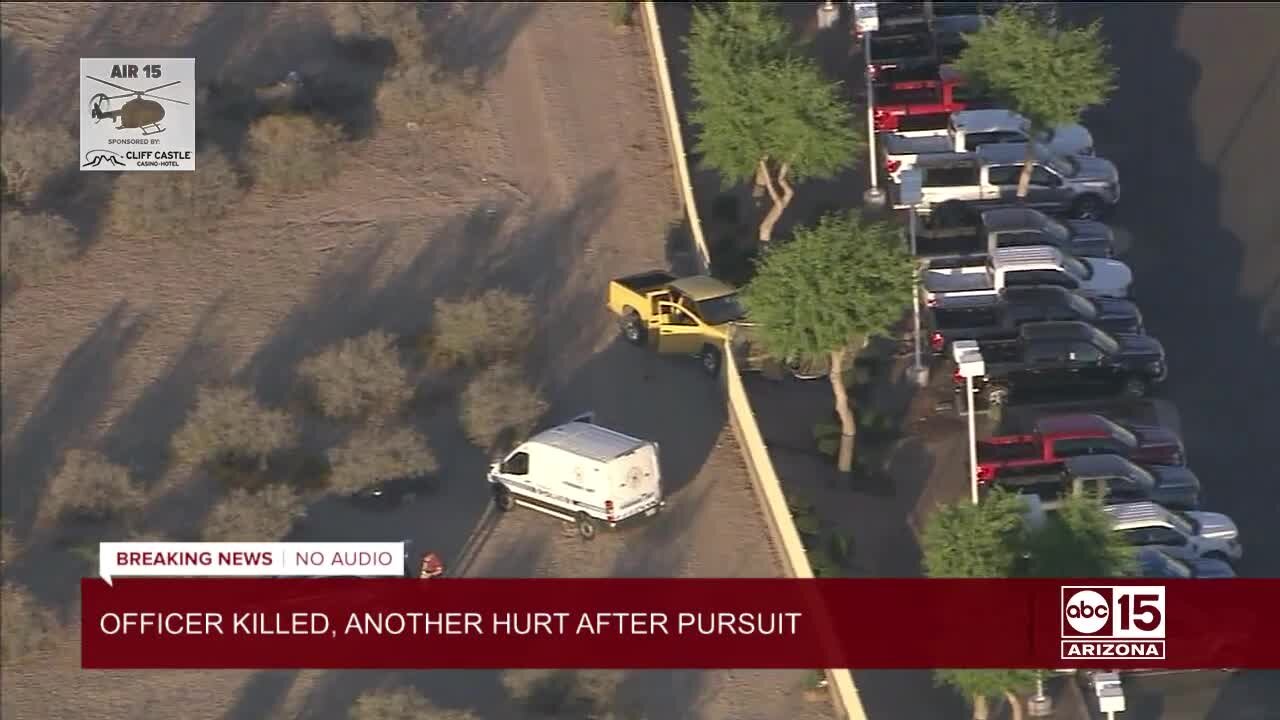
[
  {"xmin": 246, "ymin": 114, "xmax": 342, "ymax": 193},
  {"xmin": 374, "ymin": 63, "xmax": 478, "ymax": 129},
  {"xmin": 46, "ymin": 449, "xmax": 146, "ymax": 522},
  {"xmin": 202, "ymin": 485, "xmax": 306, "ymax": 541},
  {"xmin": 349, "ymin": 687, "xmax": 480, "ymax": 720},
  {"xmin": 460, "ymin": 361, "xmax": 548, "ymax": 452},
  {"xmin": 0, "ymin": 210, "xmax": 78, "ymax": 290},
  {"xmin": 503, "ymin": 670, "xmax": 633, "ymax": 718},
  {"xmin": 427, "ymin": 290, "xmax": 535, "ymax": 368},
  {"xmin": 171, "ymin": 386, "xmax": 299, "ymax": 468},
  {"xmin": 1, "ymin": 582, "xmax": 57, "ymax": 665},
  {"xmin": 326, "ymin": 427, "xmax": 436, "ymax": 495},
  {"xmin": 106, "ymin": 148, "xmax": 243, "ymax": 238},
  {"xmin": 297, "ymin": 331, "xmax": 412, "ymax": 420},
  {"xmin": 0, "ymin": 120, "xmax": 76, "ymax": 203}
]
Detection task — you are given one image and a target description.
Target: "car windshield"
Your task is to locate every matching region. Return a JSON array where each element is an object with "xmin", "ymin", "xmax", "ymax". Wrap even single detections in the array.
[
  {"xmin": 697, "ymin": 293, "xmax": 746, "ymax": 325},
  {"xmin": 1064, "ymin": 292, "xmax": 1098, "ymax": 320},
  {"xmin": 1143, "ymin": 550, "xmax": 1192, "ymax": 579},
  {"xmin": 1095, "ymin": 416, "xmax": 1139, "ymax": 448},
  {"xmin": 1062, "ymin": 254, "xmax": 1093, "ymax": 281},
  {"xmin": 1086, "ymin": 325, "xmax": 1120, "ymax": 356}
]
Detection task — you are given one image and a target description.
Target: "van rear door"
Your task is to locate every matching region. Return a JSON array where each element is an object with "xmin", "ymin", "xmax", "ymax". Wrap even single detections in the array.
[{"xmin": 608, "ymin": 443, "xmax": 663, "ymax": 521}]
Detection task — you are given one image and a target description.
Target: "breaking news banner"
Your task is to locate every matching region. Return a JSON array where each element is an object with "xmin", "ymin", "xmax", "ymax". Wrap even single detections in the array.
[{"xmin": 78, "ymin": 553, "xmax": 1280, "ymax": 670}]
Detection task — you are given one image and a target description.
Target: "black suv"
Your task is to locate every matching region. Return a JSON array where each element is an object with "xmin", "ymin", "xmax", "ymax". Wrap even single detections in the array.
[{"xmin": 953, "ymin": 321, "xmax": 1167, "ymax": 406}]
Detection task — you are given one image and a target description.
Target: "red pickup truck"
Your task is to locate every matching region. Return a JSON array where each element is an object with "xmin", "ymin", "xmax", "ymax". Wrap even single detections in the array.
[
  {"xmin": 975, "ymin": 413, "xmax": 1186, "ymax": 483},
  {"xmin": 872, "ymin": 68, "xmax": 987, "ymax": 133}
]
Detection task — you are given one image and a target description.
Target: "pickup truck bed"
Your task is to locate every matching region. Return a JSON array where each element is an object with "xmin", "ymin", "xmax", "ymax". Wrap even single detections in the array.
[
  {"xmin": 922, "ymin": 261, "xmax": 992, "ymax": 294},
  {"xmin": 614, "ymin": 270, "xmax": 674, "ymax": 295},
  {"xmin": 882, "ymin": 133, "xmax": 954, "ymax": 156}
]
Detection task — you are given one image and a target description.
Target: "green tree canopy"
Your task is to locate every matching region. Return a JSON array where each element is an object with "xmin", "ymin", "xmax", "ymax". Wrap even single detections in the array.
[
  {"xmin": 921, "ymin": 488, "xmax": 1028, "ymax": 578},
  {"xmin": 1025, "ymin": 491, "xmax": 1135, "ymax": 578},
  {"xmin": 954, "ymin": 7, "xmax": 1115, "ymax": 131}
]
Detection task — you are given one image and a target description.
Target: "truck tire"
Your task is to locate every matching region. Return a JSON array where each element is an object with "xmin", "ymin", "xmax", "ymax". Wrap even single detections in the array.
[
  {"xmin": 575, "ymin": 513, "xmax": 598, "ymax": 540},
  {"xmin": 1071, "ymin": 194, "xmax": 1106, "ymax": 220},
  {"xmin": 620, "ymin": 309, "xmax": 646, "ymax": 346},
  {"xmin": 1121, "ymin": 377, "xmax": 1149, "ymax": 399},
  {"xmin": 700, "ymin": 344, "xmax": 722, "ymax": 377},
  {"xmin": 492, "ymin": 484, "xmax": 515, "ymax": 512},
  {"xmin": 983, "ymin": 384, "xmax": 1010, "ymax": 407}
]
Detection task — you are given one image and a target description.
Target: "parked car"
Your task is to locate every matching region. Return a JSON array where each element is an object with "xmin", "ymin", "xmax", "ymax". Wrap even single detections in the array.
[
  {"xmin": 488, "ymin": 418, "xmax": 664, "ymax": 539},
  {"xmin": 952, "ymin": 321, "xmax": 1167, "ymax": 407},
  {"xmin": 892, "ymin": 143, "xmax": 1121, "ymax": 220},
  {"xmin": 915, "ymin": 207, "xmax": 1118, "ymax": 259},
  {"xmin": 975, "ymin": 412, "xmax": 1186, "ymax": 482},
  {"xmin": 1133, "ymin": 547, "xmax": 1235, "ymax": 579},
  {"xmin": 991, "ymin": 454, "xmax": 1200, "ymax": 511},
  {"xmin": 883, "ymin": 110, "xmax": 1095, "ymax": 181},
  {"xmin": 1104, "ymin": 501, "xmax": 1241, "ymax": 565},
  {"xmin": 871, "ymin": 66, "xmax": 990, "ymax": 133},
  {"xmin": 921, "ymin": 245, "xmax": 1134, "ymax": 305},
  {"xmin": 927, "ymin": 285, "xmax": 1145, "ymax": 353}
]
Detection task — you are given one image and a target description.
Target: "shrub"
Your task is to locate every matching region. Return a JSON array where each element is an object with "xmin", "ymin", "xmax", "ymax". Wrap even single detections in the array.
[
  {"xmin": 503, "ymin": 670, "xmax": 623, "ymax": 716},
  {"xmin": 46, "ymin": 450, "xmax": 146, "ymax": 521},
  {"xmin": 374, "ymin": 63, "xmax": 476, "ymax": 129},
  {"xmin": 349, "ymin": 687, "xmax": 479, "ymax": 720},
  {"xmin": 202, "ymin": 485, "xmax": 306, "ymax": 541},
  {"xmin": 0, "ymin": 210, "xmax": 78, "ymax": 289},
  {"xmin": 0, "ymin": 121, "xmax": 76, "ymax": 202},
  {"xmin": 429, "ymin": 290, "xmax": 535, "ymax": 367},
  {"xmin": 106, "ymin": 148, "xmax": 242, "ymax": 238},
  {"xmin": 298, "ymin": 331, "xmax": 412, "ymax": 420},
  {"xmin": 327, "ymin": 3, "xmax": 426, "ymax": 65},
  {"xmin": 246, "ymin": 114, "xmax": 342, "ymax": 193},
  {"xmin": 1, "ymin": 582, "xmax": 57, "ymax": 665},
  {"xmin": 327, "ymin": 427, "xmax": 436, "ymax": 495},
  {"xmin": 460, "ymin": 361, "xmax": 547, "ymax": 451},
  {"xmin": 172, "ymin": 386, "xmax": 298, "ymax": 468}
]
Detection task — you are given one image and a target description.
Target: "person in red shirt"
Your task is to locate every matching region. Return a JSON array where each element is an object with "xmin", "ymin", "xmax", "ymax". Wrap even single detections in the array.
[{"xmin": 419, "ymin": 552, "xmax": 445, "ymax": 579}]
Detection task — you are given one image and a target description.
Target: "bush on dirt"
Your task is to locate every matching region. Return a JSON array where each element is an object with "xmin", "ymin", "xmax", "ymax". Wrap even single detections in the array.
[
  {"xmin": 327, "ymin": 427, "xmax": 436, "ymax": 496},
  {"xmin": 246, "ymin": 114, "xmax": 342, "ymax": 193},
  {"xmin": 1, "ymin": 582, "xmax": 57, "ymax": 665},
  {"xmin": 460, "ymin": 361, "xmax": 548, "ymax": 452},
  {"xmin": 348, "ymin": 686, "xmax": 479, "ymax": 720},
  {"xmin": 298, "ymin": 331, "xmax": 413, "ymax": 420},
  {"xmin": 0, "ymin": 210, "xmax": 78, "ymax": 290},
  {"xmin": 427, "ymin": 290, "xmax": 535, "ymax": 368},
  {"xmin": 0, "ymin": 120, "xmax": 76, "ymax": 203},
  {"xmin": 202, "ymin": 485, "xmax": 306, "ymax": 541},
  {"xmin": 327, "ymin": 3, "xmax": 427, "ymax": 66},
  {"xmin": 107, "ymin": 148, "xmax": 242, "ymax": 237},
  {"xmin": 374, "ymin": 63, "xmax": 476, "ymax": 129},
  {"xmin": 172, "ymin": 386, "xmax": 299, "ymax": 469},
  {"xmin": 47, "ymin": 449, "xmax": 146, "ymax": 522},
  {"xmin": 503, "ymin": 670, "xmax": 624, "ymax": 717}
]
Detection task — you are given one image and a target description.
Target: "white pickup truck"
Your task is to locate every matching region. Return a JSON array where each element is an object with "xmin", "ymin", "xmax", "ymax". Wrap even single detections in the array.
[
  {"xmin": 882, "ymin": 110, "xmax": 1094, "ymax": 181},
  {"xmin": 922, "ymin": 245, "xmax": 1134, "ymax": 306}
]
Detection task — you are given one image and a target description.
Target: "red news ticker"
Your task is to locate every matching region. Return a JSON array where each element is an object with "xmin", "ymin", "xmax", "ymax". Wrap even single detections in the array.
[{"xmin": 80, "ymin": 578, "xmax": 1280, "ymax": 670}]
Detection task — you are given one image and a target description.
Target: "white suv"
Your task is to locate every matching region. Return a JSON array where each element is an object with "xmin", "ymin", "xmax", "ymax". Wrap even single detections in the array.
[{"xmin": 1105, "ymin": 501, "xmax": 1242, "ymax": 565}]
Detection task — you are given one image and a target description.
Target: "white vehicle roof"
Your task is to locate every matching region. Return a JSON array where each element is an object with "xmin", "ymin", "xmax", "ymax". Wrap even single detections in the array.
[
  {"xmin": 991, "ymin": 245, "xmax": 1065, "ymax": 268},
  {"xmin": 951, "ymin": 109, "xmax": 1027, "ymax": 134},
  {"xmin": 1104, "ymin": 502, "xmax": 1178, "ymax": 530},
  {"xmin": 526, "ymin": 421, "xmax": 648, "ymax": 464}
]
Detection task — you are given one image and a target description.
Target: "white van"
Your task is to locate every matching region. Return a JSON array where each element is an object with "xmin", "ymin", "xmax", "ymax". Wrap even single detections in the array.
[{"xmin": 487, "ymin": 417, "xmax": 664, "ymax": 539}]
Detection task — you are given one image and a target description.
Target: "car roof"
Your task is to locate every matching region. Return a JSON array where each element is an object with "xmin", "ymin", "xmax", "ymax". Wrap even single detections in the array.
[
  {"xmin": 1034, "ymin": 413, "xmax": 1109, "ymax": 435},
  {"xmin": 1103, "ymin": 501, "xmax": 1174, "ymax": 529},
  {"xmin": 1019, "ymin": 321, "xmax": 1093, "ymax": 342},
  {"xmin": 527, "ymin": 421, "xmax": 648, "ymax": 464},
  {"xmin": 952, "ymin": 109, "xmax": 1024, "ymax": 134},
  {"xmin": 981, "ymin": 207, "xmax": 1049, "ymax": 232},
  {"xmin": 1063, "ymin": 454, "xmax": 1136, "ymax": 477},
  {"xmin": 669, "ymin": 275, "xmax": 737, "ymax": 302},
  {"xmin": 991, "ymin": 244, "xmax": 1064, "ymax": 267},
  {"xmin": 977, "ymin": 142, "xmax": 1047, "ymax": 165}
]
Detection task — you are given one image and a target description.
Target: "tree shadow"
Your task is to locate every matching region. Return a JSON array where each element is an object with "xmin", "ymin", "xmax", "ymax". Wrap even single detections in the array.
[
  {"xmin": 420, "ymin": 1, "xmax": 538, "ymax": 92},
  {"xmin": 222, "ymin": 670, "xmax": 299, "ymax": 720},
  {"xmin": 0, "ymin": 29, "xmax": 32, "ymax": 113},
  {"xmin": 0, "ymin": 301, "xmax": 147, "ymax": 539}
]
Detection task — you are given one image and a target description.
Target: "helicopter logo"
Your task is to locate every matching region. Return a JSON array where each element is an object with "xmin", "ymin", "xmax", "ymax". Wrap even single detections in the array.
[{"xmin": 87, "ymin": 75, "xmax": 188, "ymax": 136}]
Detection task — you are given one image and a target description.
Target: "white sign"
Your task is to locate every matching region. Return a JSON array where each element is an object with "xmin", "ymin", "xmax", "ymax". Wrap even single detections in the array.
[
  {"xmin": 80, "ymin": 58, "xmax": 196, "ymax": 171},
  {"xmin": 98, "ymin": 542, "xmax": 407, "ymax": 585},
  {"xmin": 853, "ymin": 1, "xmax": 880, "ymax": 34}
]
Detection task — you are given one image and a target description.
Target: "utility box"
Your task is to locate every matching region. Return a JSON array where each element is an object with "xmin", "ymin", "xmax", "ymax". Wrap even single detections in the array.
[{"xmin": 952, "ymin": 339, "xmax": 985, "ymax": 378}]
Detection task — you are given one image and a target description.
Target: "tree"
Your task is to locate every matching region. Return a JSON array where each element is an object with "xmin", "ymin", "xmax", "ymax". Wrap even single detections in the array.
[
  {"xmin": 203, "ymin": 485, "xmax": 306, "ymax": 541},
  {"xmin": 1025, "ymin": 491, "xmax": 1134, "ymax": 578},
  {"xmin": 460, "ymin": 361, "xmax": 548, "ymax": 452},
  {"xmin": 327, "ymin": 427, "xmax": 437, "ymax": 496},
  {"xmin": 686, "ymin": 2, "xmax": 860, "ymax": 245},
  {"xmin": 954, "ymin": 7, "xmax": 1115, "ymax": 198},
  {"xmin": 936, "ymin": 669, "xmax": 1037, "ymax": 720},
  {"xmin": 741, "ymin": 211, "xmax": 913, "ymax": 472},
  {"xmin": 298, "ymin": 331, "xmax": 413, "ymax": 420},
  {"xmin": 47, "ymin": 449, "xmax": 146, "ymax": 522},
  {"xmin": 172, "ymin": 386, "xmax": 298, "ymax": 471}
]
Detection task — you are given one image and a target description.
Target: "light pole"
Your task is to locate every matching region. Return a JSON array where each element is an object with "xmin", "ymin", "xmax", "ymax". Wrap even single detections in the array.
[
  {"xmin": 952, "ymin": 340, "xmax": 984, "ymax": 504},
  {"xmin": 852, "ymin": 1, "xmax": 885, "ymax": 208},
  {"xmin": 899, "ymin": 168, "xmax": 928, "ymax": 386},
  {"xmin": 1092, "ymin": 671, "xmax": 1126, "ymax": 720}
]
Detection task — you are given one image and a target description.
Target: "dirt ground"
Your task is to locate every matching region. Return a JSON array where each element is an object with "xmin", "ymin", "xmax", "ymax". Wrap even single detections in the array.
[{"xmin": 1, "ymin": 3, "xmax": 833, "ymax": 720}]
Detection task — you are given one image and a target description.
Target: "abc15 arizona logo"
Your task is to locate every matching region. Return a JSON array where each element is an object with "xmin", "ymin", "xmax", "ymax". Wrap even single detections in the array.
[{"xmin": 1061, "ymin": 586, "xmax": 1166, "ymax": 660}]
